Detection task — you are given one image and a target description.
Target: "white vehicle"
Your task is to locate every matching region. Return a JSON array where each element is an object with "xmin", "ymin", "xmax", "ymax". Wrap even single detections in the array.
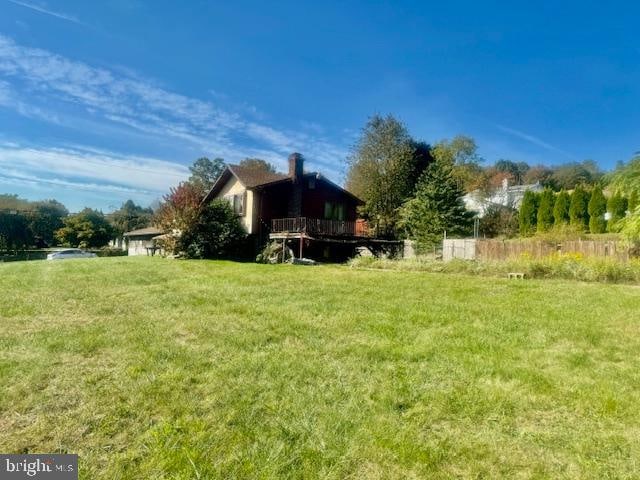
[{"xmin": 46, "ymin": 249, "xmax": 97, "ymax": 260}]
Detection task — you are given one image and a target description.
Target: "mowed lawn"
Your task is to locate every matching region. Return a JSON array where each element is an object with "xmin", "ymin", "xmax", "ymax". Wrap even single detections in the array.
[{"xmin": 1, "ymin": 258, "xmax": 639, "ymax": 479}]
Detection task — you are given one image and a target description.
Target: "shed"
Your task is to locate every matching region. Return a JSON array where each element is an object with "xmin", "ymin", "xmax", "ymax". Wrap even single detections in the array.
[{"xmin": 123, "ymin": 227, "xmax": 164, "ymax": 256}]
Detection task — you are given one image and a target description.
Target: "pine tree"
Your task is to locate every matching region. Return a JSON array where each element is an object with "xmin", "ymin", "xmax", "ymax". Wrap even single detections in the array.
[
  {"xmin": 536, "ymin": 188, "xmax": 555, "ymax": 232},
  {"xmin": 569, "ymin": 185, "xmax": 589, "ymax": 231},
  {"xmin": 398, "ymin": 159, "xmax": 474, "ymax": 249},
  {"xmin": 553, "ymin": 190, "xmax": 571, "ymax": 226},
  {"xmin": 519, "ymin": 190, "xmax": 538, "ymax": 236},
  {"xmin": 588, "ymin": 185, "xmax": 607, "ymax": 234},
  {"xmin": 607, "ymin": 191, "xmax": 628, "ymax": 232}
]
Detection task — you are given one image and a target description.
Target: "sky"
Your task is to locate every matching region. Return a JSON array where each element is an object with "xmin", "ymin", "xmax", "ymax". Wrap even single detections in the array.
[{"xmin": 0, "ymin": 0, "xmax": 639, "ymax": 211}]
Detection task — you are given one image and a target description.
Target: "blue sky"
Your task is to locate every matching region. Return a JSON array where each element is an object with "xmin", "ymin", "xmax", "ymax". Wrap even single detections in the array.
[{"xmin": 1, "ymin": 1, "xmax": 639, "ymax": 211}]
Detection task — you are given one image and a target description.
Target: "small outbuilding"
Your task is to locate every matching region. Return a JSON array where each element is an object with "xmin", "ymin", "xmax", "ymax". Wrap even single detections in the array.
[{"xmin": 122, "ymin": 227, "xmax": 164, "ymax": 256}]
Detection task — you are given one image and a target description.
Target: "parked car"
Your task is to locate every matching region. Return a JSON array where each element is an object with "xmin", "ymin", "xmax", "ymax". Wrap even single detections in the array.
[{"xmin": 46, "ymin": 249, "xmax": 97, "ymax": 260}]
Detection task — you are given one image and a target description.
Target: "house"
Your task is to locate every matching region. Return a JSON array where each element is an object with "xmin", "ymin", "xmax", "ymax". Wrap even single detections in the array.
[
  {"xmin": 122, "ymin": 226, "xmax": 163, "ymax": 256},
  {"xmin": 464, "ymin": 178, "xmax": 543, "ymax": 217},
  {"xmin": 203, "ymin": 153, "xmax": 395, "ymax": 259}
]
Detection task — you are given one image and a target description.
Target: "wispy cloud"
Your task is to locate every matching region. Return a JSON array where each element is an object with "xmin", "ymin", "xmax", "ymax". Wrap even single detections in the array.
[
  {"xmin": 0, "ymin": 34, "xmax": 347, "ymax": 177},
  {"xmin": 0, "ymin": 142, "xmax": 189, "ymax": 198},
  {"xmin": 494, "ymin": 123, "xmax": 576, "ymax": 160},
  {"xmin": 5, "ymin": 0, "xmax": 84, "ymax": 25}
]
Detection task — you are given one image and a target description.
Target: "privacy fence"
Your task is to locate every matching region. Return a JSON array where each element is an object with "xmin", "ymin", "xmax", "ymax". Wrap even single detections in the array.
[{"xmin": 443, "ymin": 239, "xmax": 630, "ymax": 262}]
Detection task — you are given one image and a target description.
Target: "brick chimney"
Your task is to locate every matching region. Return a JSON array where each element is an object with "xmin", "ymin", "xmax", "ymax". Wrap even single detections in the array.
[{"xmin": 288, "ymin": 152, "xmax": 304, "ymax": 182}]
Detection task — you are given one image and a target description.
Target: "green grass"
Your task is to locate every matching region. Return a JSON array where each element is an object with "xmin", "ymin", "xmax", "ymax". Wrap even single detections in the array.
[{"xmin": 1, "ymin": 257, "xmax": 639, "ymax": 479}]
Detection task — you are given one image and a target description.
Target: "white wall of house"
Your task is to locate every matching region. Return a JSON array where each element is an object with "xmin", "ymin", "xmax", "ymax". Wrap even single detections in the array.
[
  {"xmin": 127, "ymin": 238, "xmax": 155, "ymax": 256},
  {"xmin": 215, "ymin": 176, "xmax": 257, "ymax": 234}
]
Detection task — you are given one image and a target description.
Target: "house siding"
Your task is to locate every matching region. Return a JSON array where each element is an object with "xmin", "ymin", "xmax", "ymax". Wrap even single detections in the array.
[{"xmin": 215, "ymin": 176, "xmax": 257, "ymax": 234}]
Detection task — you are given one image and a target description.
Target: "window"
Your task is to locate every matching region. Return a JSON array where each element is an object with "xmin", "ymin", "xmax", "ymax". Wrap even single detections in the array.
[
  {"xmin": 324, "ymin": 201, "xmax": 345, "ymax": 221},
  {"xmin": 224, "ymin": 193, "xmax": 245, "ymax": 215}
]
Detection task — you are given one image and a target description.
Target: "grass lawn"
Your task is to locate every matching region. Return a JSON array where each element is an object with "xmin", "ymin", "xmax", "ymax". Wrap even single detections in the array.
[{"xmin": 1, "ymin": 257, "xmax": 639, "ymax": 479}]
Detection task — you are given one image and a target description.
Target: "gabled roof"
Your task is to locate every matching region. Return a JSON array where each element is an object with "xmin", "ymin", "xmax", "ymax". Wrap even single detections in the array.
[
  {"xmin": 202, "ymin": 163, "xmax": 363, "ymax": 205},
  {"xmin": 123, "ymin": 226, "xmax": 163, "ymax": 237},
  {"xmin": 202, "ymin": 164, "xmax": 288, "ymax": 203}
]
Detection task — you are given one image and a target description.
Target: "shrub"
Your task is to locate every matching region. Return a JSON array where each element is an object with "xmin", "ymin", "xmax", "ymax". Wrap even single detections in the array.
[
  {"xmin": 588, "ymin": 185, "xmax": 607, "ymax": 234},
  {"xmin": 553, "ymin": 190, "xmax": 571, "ymax": 226},
  {"xmin": 519, "ymin": 190, "xmax": 538, "ymax": 236},
  {"xmin": 537, "ymin": 188, "xmax": 555, "ymax": 232},
  {"xmin": 569, "ymin": 185, "xmax": 590, "ymax": 231}
]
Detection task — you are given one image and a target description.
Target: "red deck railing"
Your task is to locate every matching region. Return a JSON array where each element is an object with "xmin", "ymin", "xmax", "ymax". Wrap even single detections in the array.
[{"xmin": 271, "ymin": 217, "xmax": 370, "ymax": 237}]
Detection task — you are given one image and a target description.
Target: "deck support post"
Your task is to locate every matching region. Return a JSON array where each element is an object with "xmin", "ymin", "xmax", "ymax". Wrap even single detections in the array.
[{"xmin": 299, "ymin": 235, "xmax": 303, "ymax": 259}]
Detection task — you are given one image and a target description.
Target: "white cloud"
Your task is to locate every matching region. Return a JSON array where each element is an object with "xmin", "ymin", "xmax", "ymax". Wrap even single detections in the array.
[
  {"xmin": 0, "ymin": 143, "xmax": 189, "ymax": 195},
  {"xmin": 0, "ymin": 34, "xmax": 348, "ymax": 182},
  {"xmin": 495, "ymin": 124, "xmax": 576, "ymax": 160},
  {"xmin": 6, "ymin": 0, "xmax": 84, "ymax": 25}
]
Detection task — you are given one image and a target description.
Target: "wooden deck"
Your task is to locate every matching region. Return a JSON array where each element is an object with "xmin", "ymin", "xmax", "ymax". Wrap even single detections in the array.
[{"xmin": 270, "ymin": 217, "xmax": 370, "ymax": 238}]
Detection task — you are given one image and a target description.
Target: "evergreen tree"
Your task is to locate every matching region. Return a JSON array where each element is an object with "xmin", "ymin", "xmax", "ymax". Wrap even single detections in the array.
[
  {"xmin": 607, "ymin": 191, "xmax": 628, "ymax": 232},
  {"xmin": 553, "ymin": 190, "xmax": 571, "ymax": 226},
  {"xmin": 569, "ymin": 185, "xmax": 590, "ymax": 231},
  {"xmin": 536, "ymin": 188, "xmax": 555, "ymax": 232},
  {"xmin": 588, "ymin": 185, "xmax": 607, "ymax": 234},
  {"xmin": 398, "ymin": 158, "xmax": 474, "ymax": 249},
  {"xmin": 518, "ymin": 190, "xmax": 538, "ymax": 236},
  {"xmin": 346, "ymin": 115, "xmax": 432, "ymax": 237}
]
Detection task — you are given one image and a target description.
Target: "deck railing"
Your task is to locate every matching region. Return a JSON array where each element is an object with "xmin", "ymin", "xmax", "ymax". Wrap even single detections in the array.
[{"xmin": 271, "ymin": 217, "xmax": 370, "ymax": 237}]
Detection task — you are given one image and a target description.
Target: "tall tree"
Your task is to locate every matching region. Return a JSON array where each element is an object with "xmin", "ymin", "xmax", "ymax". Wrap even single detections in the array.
[
  {"xmin": 398, "ymin": 158, "xmax": 474, "ymax": 249},
  {"xmin": 110, "ymin": 200, "xmax": 153, "ymax": 236},
  {"xmin": 188, "ymin": 157, "xmax": 225, "ymax": 194},
  {"xmin": 55, "ymin": 208, "xmax": 113, "ymax": 248},
  {"xmin": 26, "ymin": 200, "xmax": 68, "ymax": 247},
  {"xmin": 239, "ymin": 158, "xmax": 277, "ymax": 173},
  {"xmin": 569, "ymin": 185, "xmax": 590, "ymax": 231},
  {"xmin": 607, "ymin": 191, "xmax": 628, "ymax": 233},
  {"xmin": 553, "ymin": 190, "xmax": 571, "ymax": 226},
  {"xmin": 587, "ymin": 185, "xmax": 607, "ymax": 233},
  {"xmin": 154, "ymin": 182, "xmax": 205, "ymax": 254},
  {"xmin": 345, "ymin": 115, "xmax": 430, "ymax": 236},
  {"xmin": 519, "ymin": 190, "xmax": 538, "ymax": 236},
  {"xmin": 431, "ymin": 135, "xmax": 483, "ymax": 192},
  {"xmin": 536, "ymin": 188, "xmax": 555, "ymax": 232}
]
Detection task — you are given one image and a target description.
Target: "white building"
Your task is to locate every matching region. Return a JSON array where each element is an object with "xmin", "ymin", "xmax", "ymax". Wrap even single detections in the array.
[{"xmin": 463, "ymin": 178, "xmax": 543, "ymax": 217}]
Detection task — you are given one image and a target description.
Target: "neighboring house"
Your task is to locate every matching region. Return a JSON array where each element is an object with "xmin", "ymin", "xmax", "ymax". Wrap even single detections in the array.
[
  {"xmin": 464, "ymin": 178, "xmax": 543, "ymax": 217},
  {"xmin": 203, "ymin": 153, "xmax": 393, "ymax": 259},
  {"xmin": 122, "ymin": 227, "xmax": 164, "ymax": 256}
]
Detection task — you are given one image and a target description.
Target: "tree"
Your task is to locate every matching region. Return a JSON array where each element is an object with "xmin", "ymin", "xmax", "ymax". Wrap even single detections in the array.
[
  {"xmin": 536, "ymin": 188, "xmax": 555, "ymax": 232},
  {"xmin": 607, "ymin": 192, "xmax": 628, "ymax": 233},
  {"xmin": 628, "ymin": 189, "xmax": 638, "ymax": 214},
  {"xmin": 55, "ymin": 208, "xmax": 113, "ymax": 248},
  {"xmin": 239, "ymin": 158, "xmax": 277, "ymax": 173},
  {"xmin": 154, "ymin": 182, "xmax": 207, "ymax": 254},
  {"xmin": 178, "ymin": 199, "xmax": 247, "ymax": 259},
  {"xmin": 110, "ymin": 200, "xmax": 153, "ymax": 236},
  {"xmin": 345, "ymin": 115, "xmax": 430, "ymax": 236},
  {"xmin": 569, "ymin": 185, "xmax": 590, "ymax": 231},
  {"xmin": 551, "ymin": 161, "xmax": 601, "ymax": 190},
  {"xmin": 588, "ymin": 185, "xmax": 607, "ymax": 234},
  {"xmin": 479, "ymin": 205, "xmax": 519, "ymax": 238},
  {"xmin": 494, "ymin": 160, "xmax": 530, "ymax": 185},
  {"xmin": 553, "ymin": 190, "xmax": 571, "ymax": 226},
  {"xmin": 25, "ymin": 200, "xmax": 68, "ymax": 247},
  {"xmin": 188, "ymin": 157, "xmax": 225, "ymax": 194},
  {"xmin": 398, "ymin": 158, "xmax": 474, "ymax": 249},
  {"xmin": 523, "ymin": 165, "xmax": 554, "ymax": 187},
  {"xmin": 430, "ymin": 135, "xmax": 483, "ymax": 192},
  {"xmin": 519, "ymin": 190, "xmax": 538, "ymax": 236},
  {"xmin": 0, "ymin": 211, "xmax": 31, "ymax": 252}
]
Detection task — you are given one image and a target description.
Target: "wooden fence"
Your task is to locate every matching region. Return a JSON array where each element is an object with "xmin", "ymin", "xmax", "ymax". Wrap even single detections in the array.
[{"xmin": 475, "ymin": 239, "xmax": 629, "ymax": 261}]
